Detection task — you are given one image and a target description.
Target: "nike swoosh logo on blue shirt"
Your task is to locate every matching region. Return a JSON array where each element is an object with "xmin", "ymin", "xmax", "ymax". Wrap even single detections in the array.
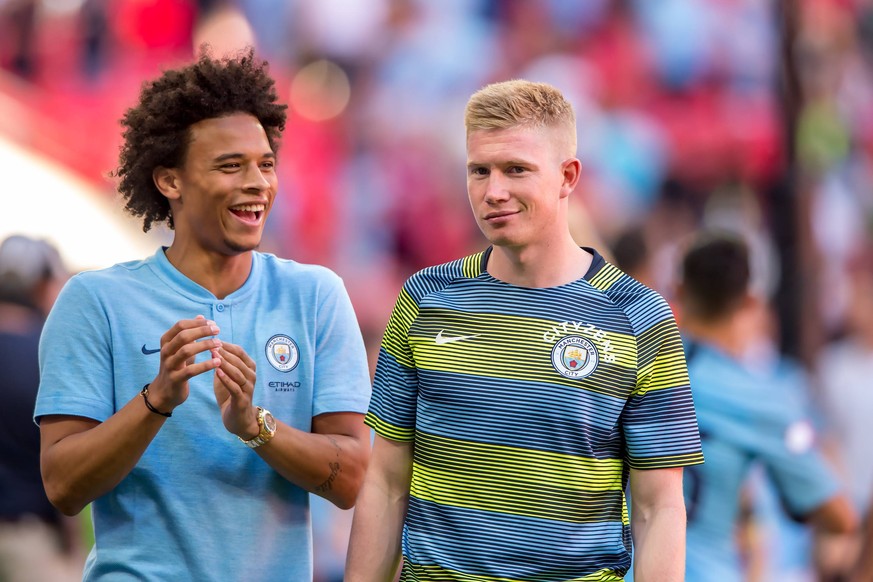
[{"xmin": 141, "ymin": 344, "xmax": 161, "ymax": 355}]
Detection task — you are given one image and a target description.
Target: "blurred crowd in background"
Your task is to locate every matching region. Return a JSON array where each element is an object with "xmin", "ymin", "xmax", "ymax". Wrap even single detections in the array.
[{"xmin": 1, "ymin": 0, "xmax": 873, "ymax": 581}]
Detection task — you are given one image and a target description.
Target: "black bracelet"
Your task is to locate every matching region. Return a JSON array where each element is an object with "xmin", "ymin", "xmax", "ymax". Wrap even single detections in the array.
[{"xmin": 140, "ymin": 384, "xmax": 172, "ymax": 418}]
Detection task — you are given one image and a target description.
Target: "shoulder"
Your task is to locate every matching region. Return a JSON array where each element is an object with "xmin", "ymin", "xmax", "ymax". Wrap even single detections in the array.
[
  {"xmin": 56, "ymin": 257, "xmax": 149, "ymax": 300},
  {"xmin": 255, "ymin": 252, "xmax": 345, "ymax": 289},
  {"xmin": 585, "ymin": 259, "xmax": 675, "ymax": 334},
  {"xmin": 401, "ymin": 251, "xmax": 486, "ymax": 302}
]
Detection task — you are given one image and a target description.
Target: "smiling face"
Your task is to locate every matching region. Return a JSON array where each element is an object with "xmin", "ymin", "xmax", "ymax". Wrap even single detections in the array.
[
  {"xmin": 466, "ymin": 124, "xmax": 578, "ymax": 251},
  {"xmin": 156, "ymin": 112, "xmax": 277, "ymax": 258}
]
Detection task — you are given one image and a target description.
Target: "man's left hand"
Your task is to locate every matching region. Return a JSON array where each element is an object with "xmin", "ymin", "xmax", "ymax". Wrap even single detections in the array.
[{"xmin": 212, "ymin": 342, "xmax": 259, "ymax": 439}]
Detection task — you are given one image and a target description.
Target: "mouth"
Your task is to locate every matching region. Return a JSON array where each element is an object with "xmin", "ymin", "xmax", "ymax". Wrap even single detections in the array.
[
  {"xmin": 484, "ymin": 210, "xmax": 519, "ymax": 221},
  {"xmin": 228, "ymin": 203, "xmax": 266, "ymax": 225}
]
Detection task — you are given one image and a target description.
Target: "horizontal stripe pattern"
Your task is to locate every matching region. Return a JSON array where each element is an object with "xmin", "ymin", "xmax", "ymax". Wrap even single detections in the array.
[
  {"xmin": 413, "ymin": 369, "xmax": 626, "ymax": 459},
  {"xmin": 402, "ymin": 498, "xmax": 630, "ymax": 581},
  {"xmin": 368, "ymin": 250, "xmax": 702, "ymax": 579}
]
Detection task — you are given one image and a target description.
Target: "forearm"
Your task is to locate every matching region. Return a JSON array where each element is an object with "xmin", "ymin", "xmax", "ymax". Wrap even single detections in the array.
[
  {"xmin": 345, "ymin": 479, "xmax": 408, "ymax": 581},
  {"xmin": 40, "ymin": 395, "xmax": 168, "ymax": 515},
  {"xmin": 632, "ymin": 505, "xmax": 687, "ymax": 582},
  {"xmin": 346, "ymin": 435, "xmax": 413, "ymax": 581},
  {"xmin": 849, "ymin": 505, "xmax": 873, "ymax": 582},
  {"xmin": 255, "ymin": 424, "xmax": 368, "ymax": 509}
]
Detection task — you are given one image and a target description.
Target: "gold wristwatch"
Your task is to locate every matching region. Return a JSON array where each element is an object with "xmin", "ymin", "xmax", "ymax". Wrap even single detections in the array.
[{"xmin": 240, "ymin": 407, "xmax": 277, "ymax": 448}]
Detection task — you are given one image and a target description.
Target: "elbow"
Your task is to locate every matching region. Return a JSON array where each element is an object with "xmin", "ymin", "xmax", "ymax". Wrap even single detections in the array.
[
  {"xmin": 811, "ymin": 495, "xmax": 860, "ymax": 535},
  {"xmin": 824, "ymin": 515, "xmax": 859, "ymax": 536},
  {"xmin": 43, "ymin": 477, "xmax": 88, "ymax": 516},
  {"xmin": 334, "ymin": 472, "xmax": 367, "ymax": 510},
  {"xmin": 328, "ymin": 465, "xmax": 367, "ymax": 510},
  {"xmin": 56, "ymin": 501, "xmax": 86, "ymax": 518},
  {"xmin": 829, "ymin": 511, "xmax": 860, "ymax": 535},
  {"xmin": 47, "ymin": 492, "xmax": 87, "ymax": 517},
  {"xmin": 333, "ymin": 494, "xmax": 357, "ymax": 511},
  {"xmin": 319, "ymin": 483, "xmax": 359, "ymax": 511}
]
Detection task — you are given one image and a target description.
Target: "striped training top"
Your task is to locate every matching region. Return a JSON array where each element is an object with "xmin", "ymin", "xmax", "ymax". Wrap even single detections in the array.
[{"xmin": 366, "ymin": 247, "xmax": 703, "ymax": 581}]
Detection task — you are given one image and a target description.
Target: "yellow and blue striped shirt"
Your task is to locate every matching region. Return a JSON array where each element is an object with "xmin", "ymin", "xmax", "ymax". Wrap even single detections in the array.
[{"xmin": 367, "ymin": 248, "xmax": 703, "ymax": 581}]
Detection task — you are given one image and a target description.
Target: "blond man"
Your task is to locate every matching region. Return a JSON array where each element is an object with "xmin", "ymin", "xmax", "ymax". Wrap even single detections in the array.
[{"xmin": 346, "ymin": 80, "xmax": 702, "ymax": 581}]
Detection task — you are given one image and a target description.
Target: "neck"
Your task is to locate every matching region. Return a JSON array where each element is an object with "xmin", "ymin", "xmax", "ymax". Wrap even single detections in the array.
[
  {"xmin": 165, "ymin": 245, "xmax": 253, "ymax": 299},
  {"xmin": 682, "ymin": 317, "xmax": 747, "ymax": 359},
  {"xmin": 855, "ymin": 326, "xmax": 873, "ymax": 351},
  {"xmin": 487, "ymin": 236, "xmax": 592, "ymax": 288},
  {"xmin": 0, "ymin": 302, "xmax": 42, "ymax": 334}
]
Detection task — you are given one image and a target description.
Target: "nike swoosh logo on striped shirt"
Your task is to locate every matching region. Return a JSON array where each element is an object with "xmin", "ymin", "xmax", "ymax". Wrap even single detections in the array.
[
  {"xmin": 141, "ymin": 344, "xmax": 161, "ymax": 355},
  {"xmin": 435, "ymin": 331, "xmax": 481, "ymax": 345}
]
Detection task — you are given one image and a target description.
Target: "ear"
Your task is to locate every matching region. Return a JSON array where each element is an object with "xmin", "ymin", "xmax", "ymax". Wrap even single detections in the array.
[
  {"xmin": 153, "ymin": 166, "xmax": 182, "ymax": 201},
  {"xmin": 741, "ymin": 291, "xmax": 762, "ymax": 313},
  {"xmin": 675, "ymin": 281, "xmax": 689, "ymax": 309},
  {"xmin": 559, "ymin": 158, "xmax": 582, "ymax": 199}
]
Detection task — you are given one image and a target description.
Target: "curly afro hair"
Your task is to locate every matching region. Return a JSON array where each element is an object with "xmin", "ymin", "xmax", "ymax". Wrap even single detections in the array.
[{"xmin": 114, "ymin": 47, "xmax": 287, "ymax": 232}]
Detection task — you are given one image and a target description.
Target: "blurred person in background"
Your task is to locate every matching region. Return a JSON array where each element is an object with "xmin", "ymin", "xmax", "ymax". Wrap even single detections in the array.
[
  {"xmin": 609, "ymin": 226, "xmax": 658, "ymax": 291},
  {"xmin": 34, "ymin": 49, "xmax": 371, "ymax": 581},
  {"xmin": 849, "ymin": 492, "xmax": 873, "ymax": 582},
  {"xmin": 676, "ymin": 232, "xmax": 857, "ymax": 582},
  {"xmin": 814, "ymin": 244, "xmax": 873, "ymax": 582},
  {"xmin": 0, "ymin": 234, "xmax": 83, "ymax": 582},
  {"xmin": 346, "ymin": 79, "xmax": 703, "ymax": 581}
]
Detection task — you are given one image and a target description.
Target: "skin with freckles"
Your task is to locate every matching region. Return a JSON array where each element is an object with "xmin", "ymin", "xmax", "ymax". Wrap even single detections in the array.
[
  {"xmin": 465, "ymin": 123, "xmax": 590, "ymax": 289},
  {"xmin": 466, "ymin": 124, "xmax": 577, "ymax": 253},
  {"xmin": 346, "ymin": 81, "xmax": 698, "ymax": 582}
]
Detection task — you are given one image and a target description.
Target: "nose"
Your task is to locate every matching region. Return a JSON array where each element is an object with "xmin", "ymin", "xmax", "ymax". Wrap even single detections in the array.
[
  {"xmin": 243, "ymin": 161, "xmax": 272, "ymax": 192},
  {"xmin": 483, "ymin": 172, "xmax": 510, "ymax": 204}
]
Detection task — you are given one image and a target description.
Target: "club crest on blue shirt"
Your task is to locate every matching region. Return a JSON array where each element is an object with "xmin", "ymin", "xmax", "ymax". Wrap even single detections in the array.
[
  {"xmin": 551, "ymin": 335, "xmax": 598, "ymax": 379},
  {"xmin": 265, "ymin": 334, "xmax": 300, "ymax": 372}
]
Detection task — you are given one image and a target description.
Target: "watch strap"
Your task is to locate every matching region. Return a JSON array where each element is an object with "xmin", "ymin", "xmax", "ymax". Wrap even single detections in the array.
[{"xmin": 240, "ymin": 407, "xmax": 276, "ymax": 449}]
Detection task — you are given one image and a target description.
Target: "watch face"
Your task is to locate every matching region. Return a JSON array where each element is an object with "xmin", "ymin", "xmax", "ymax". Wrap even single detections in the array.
[{"xmin": 262, "ymin": 411, "xmax": 277, "ymax": 433}]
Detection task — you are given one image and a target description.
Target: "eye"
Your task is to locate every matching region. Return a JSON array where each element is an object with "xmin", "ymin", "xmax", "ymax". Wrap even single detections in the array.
[
  {"xmin": 220, "ymin": 163, "xmax": 241, "ymax": 171},
  {"xmin": 507, "ymin": 165, "xmax": 526, "ymax": 174},
  {"xmin": 260, "ymin": 161, "xmax": 275, "ymax": 170},
  {"xmin": 469, "ymin": 166, "xmax": 489, "ymax": 176}
]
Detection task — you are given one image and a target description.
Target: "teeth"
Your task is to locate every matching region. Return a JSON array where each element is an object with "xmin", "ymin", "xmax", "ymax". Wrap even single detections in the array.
[{"xmin": 231, "ymin": 204, "xmax": 265, "ymax": 212}]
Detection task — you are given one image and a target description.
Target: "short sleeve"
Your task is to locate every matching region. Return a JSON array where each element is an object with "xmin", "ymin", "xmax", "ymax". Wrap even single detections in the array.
[
  {"xmin": 760, "ymin": 414, "xmax": 841, "ymax": 518},
  {"xmin": 622, "ymin": 300, "xmax": 704, "ymax": 469},
  {"xmin": 365, "ymin": 286, "xmax": 420, "ymax": 442},
  {"xmin": 312, "ymin": 274, "xmax": 372, "ymax": 416},
  {"xmin": 35, "ymin": 275, "xmax": 115, "ymax": 423}
]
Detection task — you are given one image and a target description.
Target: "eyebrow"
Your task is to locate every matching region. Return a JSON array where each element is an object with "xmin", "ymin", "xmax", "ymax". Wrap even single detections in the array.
[
  {"xmin": 466, "ymin": 159, "xmax": 532, "ymax": 169},
  {"xmin": 214, "ymin": 152, "xmax": 276, "ymax": 163}
]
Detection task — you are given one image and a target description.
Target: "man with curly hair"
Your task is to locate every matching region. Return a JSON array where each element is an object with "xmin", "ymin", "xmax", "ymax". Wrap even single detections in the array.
[{"xmin": 34, "ymin": 49, "xmax": 372, "ymax": 581}]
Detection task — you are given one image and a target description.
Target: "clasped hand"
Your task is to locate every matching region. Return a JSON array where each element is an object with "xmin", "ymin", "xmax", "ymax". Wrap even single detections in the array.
[{"xmin": 148, "ymin": 315, "xmax": 260, "ymax": 439}]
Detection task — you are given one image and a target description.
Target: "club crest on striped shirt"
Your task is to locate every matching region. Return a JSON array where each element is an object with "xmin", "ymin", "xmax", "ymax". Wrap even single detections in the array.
[
  {"xmin": 265, "ymin": 334, "xmax": 300, "ymax": 372},
  {"xmin": 551, "ymin": 335, "xmax": 598, "ymax": 379}
]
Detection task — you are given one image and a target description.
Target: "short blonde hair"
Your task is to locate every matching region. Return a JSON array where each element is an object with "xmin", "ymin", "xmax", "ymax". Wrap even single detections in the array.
[{"xmin": 464, "ymin": 80, "xmax": 576, "ymax": 154}]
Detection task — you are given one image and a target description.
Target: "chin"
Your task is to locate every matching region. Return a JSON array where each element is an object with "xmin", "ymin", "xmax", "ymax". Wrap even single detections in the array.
[
  {"xmin": 479, "ymin": 228, "xmax": 520, "ymax": 249},
  {"xmin": 224, "ymin": 238, "xmax": 260, "ymax": 254}
]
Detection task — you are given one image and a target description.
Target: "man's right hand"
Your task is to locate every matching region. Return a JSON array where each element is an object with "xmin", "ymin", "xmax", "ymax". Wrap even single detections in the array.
[{"xmin": 147, "ymin": 315, "xmax": 223, "ymax": 413}]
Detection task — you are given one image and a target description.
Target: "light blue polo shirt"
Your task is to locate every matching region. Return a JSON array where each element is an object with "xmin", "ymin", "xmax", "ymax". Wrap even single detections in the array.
[{"xmin": 35, "ymin": 248, "xmax": 371, "ymax": 581}]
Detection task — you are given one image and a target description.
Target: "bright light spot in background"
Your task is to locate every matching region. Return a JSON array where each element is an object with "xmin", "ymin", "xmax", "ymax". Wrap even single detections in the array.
[
  {"xmin": 42, "ymin": 0, "xmax": 87, "ymax": 16},
  {"xmin": 193, "ymin": 5, "xmax": 256, "ymax": 58},
  {"xmin": 0, "ymin": 136, "xmax": 162, "ymax": 272},
  {"xmin": 290, "ymin": 60, "xmax": 351, "ymax": 122}
]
